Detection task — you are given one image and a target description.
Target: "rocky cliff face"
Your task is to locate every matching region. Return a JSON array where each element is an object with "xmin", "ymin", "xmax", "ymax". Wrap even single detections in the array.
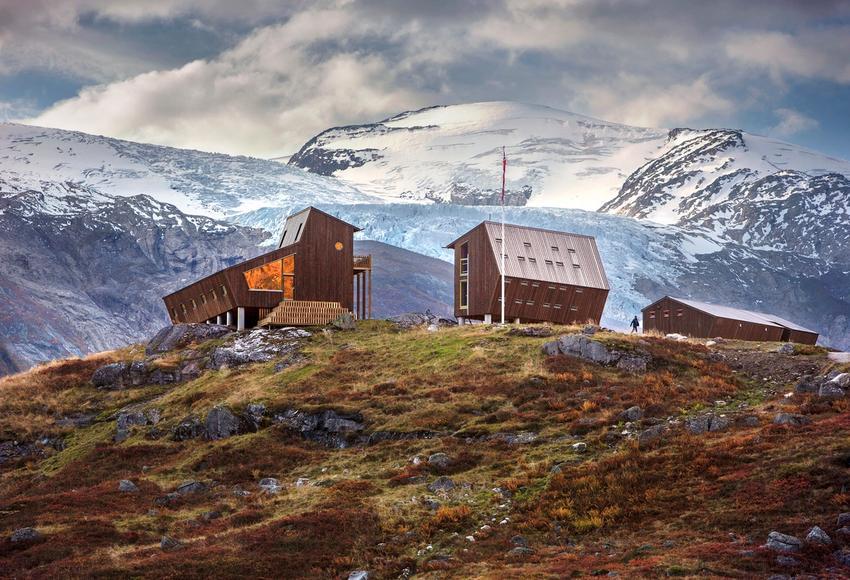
[{"xmin": 0, "ymin": 183, "xmax": 267, "ymax": 375}]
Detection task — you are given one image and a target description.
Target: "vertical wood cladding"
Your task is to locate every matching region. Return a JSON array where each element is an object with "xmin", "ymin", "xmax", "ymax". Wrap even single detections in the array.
[
  {"xmin": 163, "ymin": 207, "xmax": 359, "ymax": 324},
  {"xmin": 448, "ymin": 221, "xmax": 609, "ymax": 324},
  {"xmin": 642, "ymin": 296, "xmax": 818, "ymax": 344}
]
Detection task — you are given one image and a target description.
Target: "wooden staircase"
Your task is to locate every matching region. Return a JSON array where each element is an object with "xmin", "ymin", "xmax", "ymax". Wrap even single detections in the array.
[{"xmin": 257, "ymin": 300, "xmax": 351, "ymax": 327}]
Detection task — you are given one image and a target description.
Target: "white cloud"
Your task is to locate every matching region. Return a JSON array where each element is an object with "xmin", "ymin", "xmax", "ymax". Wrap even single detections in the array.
[
  {"xmin": 571, "ymin": 75, "xmax": 734, "ymax": 128},
  {"xmin": 770, "ymin": 108, "xmax": 819, "ymax": 137}
]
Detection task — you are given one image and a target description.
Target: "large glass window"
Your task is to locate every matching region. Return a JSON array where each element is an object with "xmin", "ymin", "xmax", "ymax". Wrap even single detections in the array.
[{"xmin": 243, "ymin": 254, "xmax": 295, "ymax": 299}]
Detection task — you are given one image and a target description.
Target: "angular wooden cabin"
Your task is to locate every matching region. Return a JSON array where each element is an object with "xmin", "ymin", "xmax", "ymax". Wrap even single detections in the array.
[
  {"xmin": 163, "ymin": 207, "xmax": 372, "ymax": 329},
  {"xmin": 446, "ymin": 221, "xmax": 609, "ymax": 324},
  {"xmin": 642, "ymin": 296, "xmax": 819, "ymax": 345}
]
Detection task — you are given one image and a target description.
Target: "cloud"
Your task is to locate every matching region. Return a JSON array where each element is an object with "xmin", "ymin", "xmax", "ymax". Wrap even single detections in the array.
[
  {"xmin": 570, "ymin": 75, "xmax": 734, "ymax": 128},
  {"xmin": 770, "ymin": 108, "xmax": 820, "ymax": 137},
  {"xmin": 16, "ymin": 0, "xmax": 850, "ymax": 156}
]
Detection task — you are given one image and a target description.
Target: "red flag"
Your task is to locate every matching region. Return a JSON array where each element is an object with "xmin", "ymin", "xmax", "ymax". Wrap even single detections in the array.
[{"xmin": 501, "ymin": 146, "xmax": 506, "ymax": 205}]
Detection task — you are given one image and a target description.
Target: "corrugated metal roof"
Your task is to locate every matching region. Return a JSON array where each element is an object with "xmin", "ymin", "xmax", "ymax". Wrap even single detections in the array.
[
  {"xmin": 481, "ymin": 221, "xmax": 609, "ymax": 290},
  {"xmin": 666, "ymin": 297, "xmax": 817, "ymax": 333}
]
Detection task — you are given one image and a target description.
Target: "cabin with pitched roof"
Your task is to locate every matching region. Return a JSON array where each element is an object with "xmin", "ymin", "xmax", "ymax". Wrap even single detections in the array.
[
  {"xmin": 446, "ymin": 221, "xmax": 609, "ymax": 324},
  {"xmin": 163, "ymin": 207, "xmax": 372, "ymax": 329},
  {"xmin": 642, "ymin": 296, "xmax": 819, "ymax": 345}
]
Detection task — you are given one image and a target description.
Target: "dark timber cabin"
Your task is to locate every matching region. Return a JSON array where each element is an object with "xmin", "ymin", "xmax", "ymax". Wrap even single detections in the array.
[
  {"xmin": 163, "ymin": 207, "xmax": 372, "ymax": 329},
  {"xmin": 642, "ymin": 296, "xmax": 819, "ymax": 345},
  {"xmin": 446, "ymin": 221, "xmax": 609, "ymax": 324}
]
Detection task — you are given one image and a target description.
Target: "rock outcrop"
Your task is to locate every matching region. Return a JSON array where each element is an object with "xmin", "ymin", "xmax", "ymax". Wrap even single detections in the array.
[
  {"xmin": 543, "ymin": 334, "xmax": 651, "ymax": 373},
  {"xmin": 146, "ymin": 324, "xmax": 232, "ymax": 356}
]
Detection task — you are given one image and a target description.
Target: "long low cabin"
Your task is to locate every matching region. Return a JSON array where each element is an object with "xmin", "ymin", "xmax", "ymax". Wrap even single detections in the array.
[
  {"xmin": 162, "ymin": 207, "xmax": 372, "ymax": 329},
  {"xmin": 642, "ymin": 296, "xmax": 819, "ymax": 345},
  {"xmin": 446, "ymin": 221, "xmax": 609, "ymax": 325}
]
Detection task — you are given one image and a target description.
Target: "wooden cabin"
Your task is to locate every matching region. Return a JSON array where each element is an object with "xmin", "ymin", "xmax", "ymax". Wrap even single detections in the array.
[
  {"xmin": 642, "ymin": 296, "xmax": 819, "ymax": 345},
  {"xmin": 163, "ymin": 207, "xmax": 372, "ymax": 329},
  {"xmin": 446, "ymin": 221, "xmax": 609, "ymax": 324}
]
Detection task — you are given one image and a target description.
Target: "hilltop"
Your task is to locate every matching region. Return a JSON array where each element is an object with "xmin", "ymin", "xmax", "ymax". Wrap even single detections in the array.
[{"xmin": 1, "ymin": 320, "xmax": 849, "ymax": 577}]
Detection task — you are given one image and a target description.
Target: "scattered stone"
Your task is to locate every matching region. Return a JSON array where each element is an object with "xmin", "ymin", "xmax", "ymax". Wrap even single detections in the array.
[
  {"xmin": 426, "ymin": 324, "xmax": 440, "ymax": 332},
  {"xmin": 243, "ymin": 403, "xmax": 267, "ymax": 430},
  {"xmin": 773, "ymin": 413, "xmax": 810, "ymax": 427},
  {"xmin": 617, "ymin": 355, "xmax": 649, "ymax": 374},
  {"xmin": 426, "ymin": 476, "xmax": 455, "ymax": 493},
  {"xmin": 736, "ymin": 415, "xmax": 760, "ymax": 428},
  {"xmin": 176, "ymin": 480, "xmax": 206, "ymax": 495},
  {"xmin": 705, "ymin": 340, "xmax": 717, "ymax": 347},
  {"xmin": 618, "ymin": 406, "xmax": 643, "ymax": 422},
  {"xmin": 115, "ymin": 408, "xmax": 161, "ymax": 442},
  {"xmin": 495, "ymin": 431, "xmax": 538, "ymax": 445},
  {"xmin": 572, "ymin": 442, "xmax": 588, "ymax": 453},
  {"xmin": 205, "ymin": 406, "xmax": 244, "ymax": 440},
  {"xmin": 507, "ymin": 326, "xmax": 554, "ymax": 337},
  {"xmin": 233, "ymin": 486, "xmax": 251, "ymax": 498},
  {"xmin": 259, "ymin": 478, "xmax": 281, "ymax": 494},
  {"xmin": 834, "ymin": 549, "xmax": 850, "ymax": 567},
  {"xmin": 819, "ymin": 384, "xmax": 846, "ymax": 399},
  {"xmin": 511, "ymin": 535, "xmax": 528, "ymax": 547},
  {"xmin": 295, "ymin": 477, "xmax": 310, "ymax": 487},
  {"xmin": 160, "ymin": 535, "xmax": 183, "ymax": 551},
  {"xmin": 766, "ymin": 531, "xmax": 802, "ymax": 552},
  {"xmin": 507, "ymin": 546, "xmax": 535, "ymax": 557},
  {"xmin": 837, "ymin": 513, "xmax": 850, "ymax": 527},
  {"xmin": 831, "ymin": 373, "xmax": 850, "ymax": 388},
  {"xmin": 172, "ymin": 415, "xmax": 204, "ymax": 441},
  {"xmin": 389, "ymin": 312, "xmax": 456, "ymax": 329},
  {"xmin": 685, "ymin": 415, "xmax": 730, "ymax": 435},
  {"xmin": 201, "ymin": 511, "xmax": 222, "ymax": 522},
  {"xmin": 795, "ymin": 376, "xmax": 820, "ymax": 394},
  {"xmin": 775, "ymin": 555, "xmax": 799, "ymax": 567},
  {"xmin": 777, "ymin": 343, "xmax": 795, "ymax": 355},
  {"xmin": 422, "ymin": 498, "xmax": 441, "ymax": 511},
  {"xmin": 331, "ymin": 312, "xmax": 357, "ymax": 330},
  {"xmin": 428, "ymin": 452, "xmax": 451, "ymax": 469},
  {"xmin": 665, "ymin": 333, "xmax": 688, "ymax": 342},
  {"xmin": 118, "ymin": 479, "xmax": 139, "ymax": 493},
  {"xmin": 581, "ymin": 324, "xmax": 599, "ymax": 336},
  {"xmin": 154, "ymin": 492, "xmax": 180, "ymax": 506},
  {"xmin": 465, "ymin": 535, "xmax": 475, "ymax": 542},
  {"xmin": 638, "ymin": 424, "xmax": 667, "ymax": 447},
  {"xmin": 146, "ymin": 323, "xmax": 231, "ymax": 355},
  {"xmin": 806, "ymin": 526, "xmax": 831, "ymax": 545},
  {"xmin": 10, "ymin": 527, "xmax": 41, "ymax": 543}
]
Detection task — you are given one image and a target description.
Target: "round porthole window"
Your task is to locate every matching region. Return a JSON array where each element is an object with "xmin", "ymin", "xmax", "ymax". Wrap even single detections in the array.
[{"xmin": 335, "ymin": 241, "xmax": 344, "ymax": 251}]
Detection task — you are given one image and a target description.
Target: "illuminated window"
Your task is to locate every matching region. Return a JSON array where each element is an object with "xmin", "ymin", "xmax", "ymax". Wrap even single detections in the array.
[{"xmin": 243, "ymin": 254, "xmax": 295, "ymax": 299}]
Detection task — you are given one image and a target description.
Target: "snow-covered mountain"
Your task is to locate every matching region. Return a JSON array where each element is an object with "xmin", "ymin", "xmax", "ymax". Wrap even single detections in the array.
[
  {"xmin": 289, "ymin": 102, "xmax": 667, "ymax": 209},
  {"xmin": 0, "ymin": 123, "xmax": 380, "ymax": 219}
]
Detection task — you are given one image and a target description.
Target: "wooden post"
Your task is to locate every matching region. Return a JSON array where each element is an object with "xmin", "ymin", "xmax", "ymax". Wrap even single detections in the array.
[{"xmin": 367, "ymin": 268, "xmax": 372, "ymax": 320}]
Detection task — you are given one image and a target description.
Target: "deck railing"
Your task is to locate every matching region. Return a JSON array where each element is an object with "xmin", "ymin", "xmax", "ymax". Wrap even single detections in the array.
[{"xmin": 353, "ymin": 255, "xmax": 372, "ymax": 270}]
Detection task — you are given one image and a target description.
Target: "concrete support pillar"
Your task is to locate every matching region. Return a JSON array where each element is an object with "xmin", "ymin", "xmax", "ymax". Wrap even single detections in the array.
[
  {"xmin": 205, "ymin": 320, "xmax": 211, "ymax": 324},
  {"xmin": 216, "ymin": 314, "xmax": 224, "ymax": 325},
  {"xmin": 237, "ymin": 307, "xmax": 246, "ymax": 331},
  {"xmin": 458, "ymin": 316, "xmax": 465, "ymax": 325},
  {"xmin": 484, "ymin": 314, "xmax": 492, "ymax": 324},
  {"xmin": 226, "ymin": 310, "xmax": 234, "ymax": 327},
  {"xmin": 514, "ymin": 318, "xmax": 521, "ymax": 324}
]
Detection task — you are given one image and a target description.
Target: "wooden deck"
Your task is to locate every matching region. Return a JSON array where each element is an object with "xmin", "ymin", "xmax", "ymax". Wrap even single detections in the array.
[{"xmin": 257, "ymin": 300, "xmax": 351, "ymax": 327}]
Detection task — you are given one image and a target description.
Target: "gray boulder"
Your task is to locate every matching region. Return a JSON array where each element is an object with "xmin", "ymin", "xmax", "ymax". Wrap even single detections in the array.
[
  {"xmin": 618, "ymin": 406, "xmax": 643, "ymax": 422},
  {"xmin": 10, "ymin": 527, "xmax": 41, "ymax": 543},
  {"xmin": 428, "ymin": 453, "xmax": 451, "ymax": 469},
  {"xmin": 795, "ymin": 376, "xmax": 820, "ymax": 394},
  {"xmin": 210, "ymin": 328, "xmax": 309, "ymax": 369},
  {"xmin": 118, "ymin": 479, "xmax": 139, "ymax": 493},
  {"xmin": 819, "ymin": 384, "xmax": 846, "ymax": 399},
  {"xmin": 426, "ymin": 476, "xmax": 456, "ymax": 493},
  {"xmin": 572, "ymin": 442, "xmax": 588, "ymax": 453},
  {"xmin": 160, "ymin": 535, "xmax": 183, "ymax": 551},
  {"xmin": 685, "ymin": 415, "xmax": 730, "ymax": 435},
  {"xmin": 259, "ymin": 478, "xmax": 281, "ymax": 494},
  {"xmin": 115, "ymin": 408, "xmax": 160, "ymax": 442},
  {"xmin": 274, "ymin": 408, "xmax": 365, "ymax": 449},
  {"xmin": 146, "ymin": 323, "xmax": 231, "ymax": 356},
  {"xmin": 835, "ymin": 549, "xmax": 850, "ymax": 567},
  {"xmin": 837, "ymin": 513, "xmax": 850, "ymax": 527},
  {"xmin": 777, "ymin": 343, "xmax": 795, "ymax": 355},
  {"xmin": 543, "ymin": 334, "xmax": 650, "ymax": 373},
  {"xmin": 331, "ymin": 312, "xmax": 357, "ymax": 330},
  {"xmin": 806, "ymin": 526, "xmax": 831, "ymax": 545},
  {"xmin": 205, "ymin": 406, "xmax": 244, "ymax": 440},
  {"xmin": 348, "ymin": 572, "xmax": 369, "ymax": 580},
  {"xmin": 176, "ymin": 480, "xmax": 206, "ymax": 495},
  {"xmin": 638, "ymin": 424, "xmax": 667, "ymax": 447},
  {"xmin": 831, "ymin": 373, "xmax": 850, "ymax": 388},
  {"xmin": 507, "ymin": 326, "xmax": 554, "ymax": 338},
  {"xmin": 766, "ymin": 531, "xmax": 802, "ymax": 552},
  {"xmin": 92, "ymin": 361, "xmax": 184, "ymax": 390},
  {"xmin": 172, "ymin": 415, "xmax": 205, "ymax": 441},
  {"xmin": 773, "ymin": 413, "xmax": 811, "ymax": 426}
]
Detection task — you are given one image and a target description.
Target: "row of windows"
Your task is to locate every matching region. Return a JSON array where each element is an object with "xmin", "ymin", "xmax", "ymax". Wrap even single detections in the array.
[
  {"xmin": 512, "ymin": 280, "xmax": 583, "ymax": 293},
  {"xmin": 172, "ymin": 285, "xmax": 229, "ymax": 320},
  {"xmin": 508, "ymin": 255, "xmax": 581, "ymax": 269},
  {"xmin": 648, "ymin": 309, "xmax": 683, "ymax": 319},
  {"xmin": 509, "ymin": 299, "xmax": 578, "ymax": 311},
  {"xmin": 494, "ymin": 238, "xmax": 577, "ymax": 255}
]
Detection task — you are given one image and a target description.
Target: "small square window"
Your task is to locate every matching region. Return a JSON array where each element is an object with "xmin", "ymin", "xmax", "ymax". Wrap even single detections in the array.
[
  {"xmin": 528, "ymin": 257, "xmax": 536, "ymax": 263},
  {"xmin": 573, "ymin": 263, "xmax": 581, "ymax": 269},
  {"xmin": 649, "ymin": 311, "xmax": 656, "ymax": 319},
  {"xmin": 556, "ymin": 261, "xmax": 565, "ymax": 267},
  {"xmin": 181, "ymin": 304, "xmax": 187, "ymax": 314},
  {"xmin": 514, "ymin": 299, "xmax": 524, "ymax": 305},
  {"xmin": 495, "ymin": 237, "xmax": 502, "ymax": 243},
  {"xmin": 548, "ymin": 285, "xmax": 556, "ymax": 290},
  {"xmin": 523, "ymin": 242, "xmax": 531, "ymax": 248},
  {"xmin": 568, "ymin": 248, "xmax": 576, "ymax": 253},
  {"xmin": 553, "ymin": 304, "xmax": 562, "ymax": 309},
  {"xmin": 191, "ymin": 299, "xmax": 197, "ymax": 310},
  {"xmin": 551, "ymin": 246, "xmax": 559, "ymax": 252},
  {"xmin": 518, "ymin": 256, "xmax": 525, "ymax": 262},
  {"xmin": 544, "ymin": 259, "xmax": 553, "ymax": 265},
  {"xmin": 201, "ymin": 294, "xmax": 207, "ymax": 304},
  {"xmin": 526, "ymin": 300, "xmax": 534, "ymax": 306},
  {"xmin": 575, "ymin": 288, "xmax": 584, "ymax": 294},
  {"xmin": 221, "ymin": 285, "xmax": 227, "ymax": 297},
  {"xmin": 543, "ymin": 303, "xmax": 550, "ymax": 308},
  {"xmin": 570, "ymin": 305, "xmax": 578, "ymax": 311},
  {"xmin": 531, "ymin": 282, "xmax": 539, "ymax": 288},
  {"xmin": 520, "ymin": 281, "xmax": 528, "ymax": 286}
]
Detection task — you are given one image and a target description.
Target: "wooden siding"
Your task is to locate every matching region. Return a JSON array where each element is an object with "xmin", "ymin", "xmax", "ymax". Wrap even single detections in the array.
[
  {"xmin": 449, "ymin": 221, "xmax": 608, "ymax": 324},
  {"xmin": 163, "ymin": 207, "xmax": 360, "ymax": 325},
  {"xmin": 641, "ymin": 296, "xmax": 813, "ymax": 343}
]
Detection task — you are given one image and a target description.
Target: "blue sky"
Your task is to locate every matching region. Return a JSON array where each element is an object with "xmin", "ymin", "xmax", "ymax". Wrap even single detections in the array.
[{"xmin": 1, "ymin": 0, "xmax": 849, "ymax": 159}]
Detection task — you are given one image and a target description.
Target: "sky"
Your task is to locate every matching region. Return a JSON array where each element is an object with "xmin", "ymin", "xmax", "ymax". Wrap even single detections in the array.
[{"xmin": 1, "ymin": 0, "xmax": 849, "ymax": 160}]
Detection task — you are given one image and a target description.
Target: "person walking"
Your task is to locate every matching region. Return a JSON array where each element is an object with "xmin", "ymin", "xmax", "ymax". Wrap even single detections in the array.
[{"xmin": 630, "ymin": 315, "xmax": 640, "ymax": 333}]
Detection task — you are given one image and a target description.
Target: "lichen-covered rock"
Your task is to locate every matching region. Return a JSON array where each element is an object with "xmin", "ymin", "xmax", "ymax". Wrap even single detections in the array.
[
  {"xmin": 176, "ymin": 480, "xmax": 206, "ymax": 495},
  {"xmin": 766, "ymin": 531, "xmax": 802, "ymax": 552},
  {"xmin": 118, "ymin": 479, "xmax": 139, "ymax": 493},
  {"xmin": 776, "ymin": 343, "xmax": 795, "ymax": 355},
  {"xmin": 10, "ymin": 527, "xmax": 42, "ymax": 543},
  {"xmin": 806, "ymin": 526, "xmax": 831, "ymax": 545},
  {"xmin": 507, "ymin": 326, "xmax": 554, "ymax": 338},
  {"xmin": 205, "ymin": 406, "xmax": 245, "ymax": 440},
  {"xmin": 172, "ymin": 415, "xmax": 204, "ymax": 441},
  {"xmin": 331, "ymin": 312, "xmax": 357, "ymax": 330},
  {"xmin": 92, "ymin": 361, "xmax": 183, "ymax": 390},
  {"xmin": 773, "ymin": 413, "xmax": 811, "ymax": 426},
  {"xmin": 160, "ymin": 535, "xmax": 183, "ymax": 551},
  {"xmin": 259, "ymin": 477, "xmax": 281, "ymax": 494},
  {"xmin": 426, "ymin": 476, "xmax": 455, "ymax": 493},
  {"xmin": 428, "ymin": 452, "xmax": 451, "ymax": 469},
  {"xmin": 685, "ymin": 415, "xmax": 730, "ymax": 435},
  {"xmin": 210, "ymin": 328, "xmax": 309, "ymax": 369},
  {"xmin": 542, "ymin": 334, "xmax": 650, "ymax": 373},
  {"xmin": 389, "ymin": 312, "xmax": 456, "ymax": 329},
  {"xmin": 274, "ymin": 408, "xmax": 365, "ymax": 448},
  {"xmin": 819, "ymin": 384, "xmax": 845, "ymax": 399},
  {"xmin": 146, "ymin": 323, "xmax": 231, "ymax": 356},
  {"xmin": 618, "ymin": 406, "xmax": 643, "ymax": 422},
  {"xmin": 115, "ymin": 408, "xmax": 160, "ymax": 442},
  {"xmin": 638, "ymin": 424, "xmax": 667, "ymax": 447}
]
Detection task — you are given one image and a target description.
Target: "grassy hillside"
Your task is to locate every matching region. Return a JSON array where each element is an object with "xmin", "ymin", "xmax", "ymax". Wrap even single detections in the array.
[{"xmin": 0, "ymin": 322, "xmax": 848, "ymax": 578}]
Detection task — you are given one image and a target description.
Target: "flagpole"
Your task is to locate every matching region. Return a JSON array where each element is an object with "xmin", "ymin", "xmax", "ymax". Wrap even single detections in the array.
[{"xmin": 500, "ymin": 146, "xmax": 506, "ymax": 325}]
